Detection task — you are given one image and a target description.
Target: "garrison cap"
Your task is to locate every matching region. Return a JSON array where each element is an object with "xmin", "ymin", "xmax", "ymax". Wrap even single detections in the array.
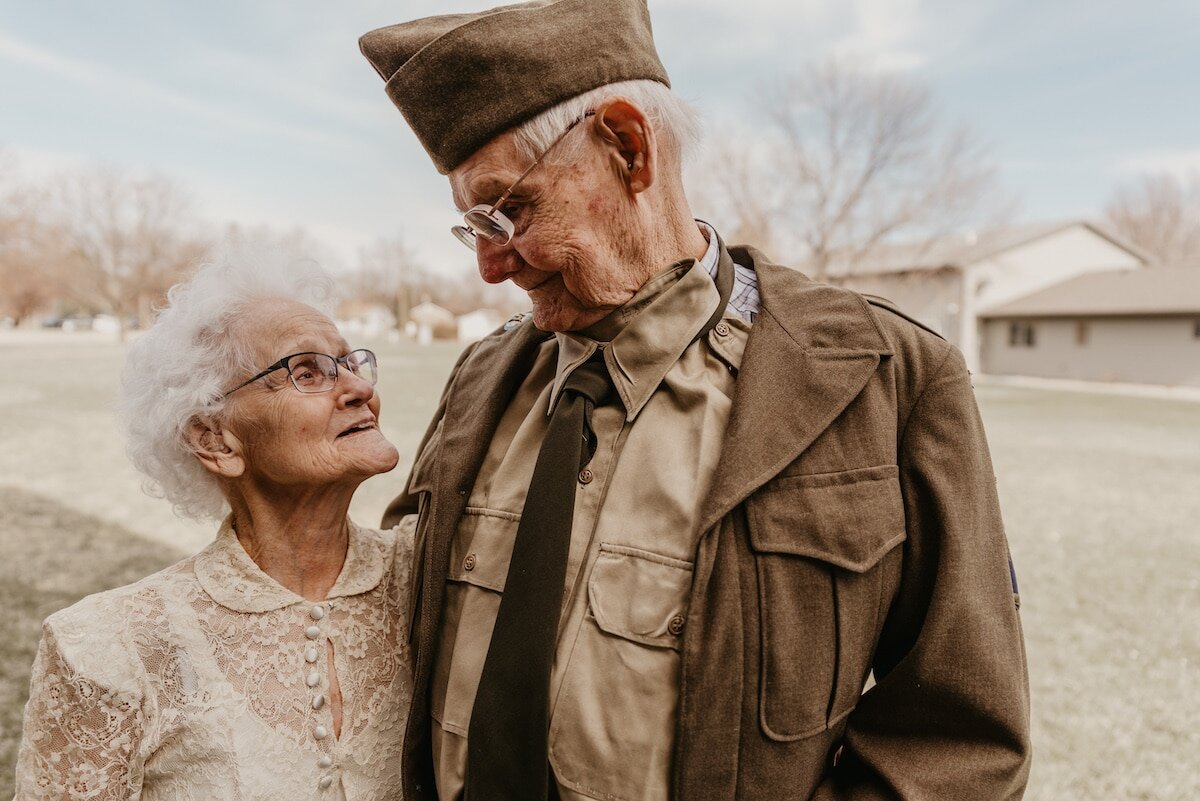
[{"xmin": 359, "ymin": 0, "xmax": 671, "ymax": 174}]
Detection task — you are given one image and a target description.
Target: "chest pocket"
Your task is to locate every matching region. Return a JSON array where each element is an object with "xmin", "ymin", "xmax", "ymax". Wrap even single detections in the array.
[
  {"xmin": 550, "ymin": 543, "xmax": 694, "ymax": 801},
  {"xmin": 746, "ymin": 465, "xmax": 905, "ymax": 741}
]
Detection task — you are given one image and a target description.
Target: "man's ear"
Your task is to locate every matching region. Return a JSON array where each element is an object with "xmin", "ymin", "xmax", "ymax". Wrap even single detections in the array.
[
  {"xmin": 593, "ymin": 97, "xmax": 657, "ymax": 194},
  {"xmin": 185, "ymin": 416, "xmax": 246, "ymax": 478}
]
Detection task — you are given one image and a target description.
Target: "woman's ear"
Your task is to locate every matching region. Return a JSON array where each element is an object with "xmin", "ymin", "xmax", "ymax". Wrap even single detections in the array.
[
  {"xmin": 185, "ymin": 416, "xmax": 245, "ymax": 478},
  {"xmin": 593, "ymin": 97, "xmax": 657, "ymax": 194}
]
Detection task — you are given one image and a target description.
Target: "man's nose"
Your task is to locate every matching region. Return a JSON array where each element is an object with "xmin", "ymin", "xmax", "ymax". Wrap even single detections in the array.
[{"xmin": 476, "ymin": 237, "xmax": 522, "ymax": 284}]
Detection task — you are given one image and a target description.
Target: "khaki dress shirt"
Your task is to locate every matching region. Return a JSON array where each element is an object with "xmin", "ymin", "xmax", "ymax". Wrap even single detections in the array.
[
  {"xmin": 431, "ymin": 258, "xmax": 751, "ymax": 801},
  {"xmin": 14, "ymin": 519, "xmax": 416, "ymax": 801}
]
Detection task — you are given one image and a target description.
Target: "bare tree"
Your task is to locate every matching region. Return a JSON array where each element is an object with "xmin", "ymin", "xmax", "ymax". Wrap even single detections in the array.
[
  {"xmin": 354, "ymin": 236, "xmax": 420, "ymax": 329},
  {"xmin": 1105, "ymin": 172, "xmax": 1200, "ymax": 267},
  {"xmin": 52, "ymin": 167, "xmax": 209, "ymax": 337},
  {"xmin": 0, "ymin": 185, "xmax": 69, "ymax": 325},
  {"xmin": 700, "ymin": 58, "xmax": 1001, "ymax": 281}
]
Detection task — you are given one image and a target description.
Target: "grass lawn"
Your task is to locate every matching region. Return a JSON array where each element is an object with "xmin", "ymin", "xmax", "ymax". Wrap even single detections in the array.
[{"xmin": 1, "ymin": 336, "xmax": 1197, "ymax": 799}]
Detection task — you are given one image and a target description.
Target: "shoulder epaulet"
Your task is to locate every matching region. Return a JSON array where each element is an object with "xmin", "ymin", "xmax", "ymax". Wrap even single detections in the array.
[
  {"xmin": 502, "ymin": 311, "xmax": 533, "ymax": 332},
  {"xmin": 861, "ymin": 293, "xmax": 946, "ymax": 341}
]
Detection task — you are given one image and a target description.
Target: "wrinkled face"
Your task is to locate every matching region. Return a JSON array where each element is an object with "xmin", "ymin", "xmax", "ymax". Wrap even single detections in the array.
[
  {"xmin": 450, "ymin": 130, "xmax": 647, "ymax": 331},
  {"xmin": 222, "ymin": 299, "xmax": 399, "ymax": 492}
]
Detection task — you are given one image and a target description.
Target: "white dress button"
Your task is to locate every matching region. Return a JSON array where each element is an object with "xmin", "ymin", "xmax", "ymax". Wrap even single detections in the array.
[
  {"xmin": 305, "ymin": 646, "xmax": 319, "ymax": 663},
  {"xmin": 305, "ymin": 625, "xmax": 321, "ymax": 639},
  {"xmin": 319, "ymin": 776, "xmax": 333, "ymax": 790},
  {"xmin": 306, "ymin": 670, "xmax": 320, "ymax": 688},
  {"xmin": 314, "ymin": 725, "xmax": 329, "ymax": 740},
  {"xmin": 318, "ymin": 755, "xmax": 333, "ymax": 769},
  {"xmin": 310, "ymin": 605, "xmax": 325, "ymax": 620},
  {"xmin": 312, "ymin": 693, "xmax": 325, "ymax": 710}
]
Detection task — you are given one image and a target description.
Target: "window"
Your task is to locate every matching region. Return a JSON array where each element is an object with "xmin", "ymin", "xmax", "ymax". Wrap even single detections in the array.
[
  {"xmin": 1075, "ymin": 321, "xmax": 1089, "ymax": 346},
  {"xmin": 1008, "ymin": 321, "xmax": 1036, "ymax": 347}
]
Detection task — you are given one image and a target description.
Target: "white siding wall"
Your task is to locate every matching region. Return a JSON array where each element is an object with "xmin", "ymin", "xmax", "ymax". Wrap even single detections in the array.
[
  {"xmin": 964, "ymin": 225, "xmax": 1146, "ymax": 371},
  {"xmin": 980, "ymin": 316, "xmax": 1200, "ymax": 387}
]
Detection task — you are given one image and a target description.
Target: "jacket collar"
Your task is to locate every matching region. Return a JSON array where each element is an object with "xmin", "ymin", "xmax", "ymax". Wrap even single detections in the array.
[
  {"xmin": 696, "ymin": 246, "xmax": 893, "ymax": 534},
  {"xmin": 194, "ymin": 517, "xmax": 388, "ymax": 613}
]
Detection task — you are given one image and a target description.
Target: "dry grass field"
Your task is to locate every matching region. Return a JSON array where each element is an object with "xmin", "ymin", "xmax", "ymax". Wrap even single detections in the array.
[{"xmin": 1, "ymin": 335, "xmax": 1197, "ymax": 799}]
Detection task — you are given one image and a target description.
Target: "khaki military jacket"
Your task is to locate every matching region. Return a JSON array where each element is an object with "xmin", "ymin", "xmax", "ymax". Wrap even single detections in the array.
[{"xmin": 384, "ymin": 246, "xmax": 1032, "ymax": 801}]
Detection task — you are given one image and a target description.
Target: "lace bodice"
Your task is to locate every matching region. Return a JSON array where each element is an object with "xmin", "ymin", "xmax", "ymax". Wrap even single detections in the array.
[{"xmin": 13, "ymin": 518, "xmax": 416, "ymax": 801}]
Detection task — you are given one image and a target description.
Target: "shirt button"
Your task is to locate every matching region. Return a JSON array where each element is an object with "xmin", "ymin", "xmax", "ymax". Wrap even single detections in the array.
[
  {"xmin": 715, "ymin": 321, "xmax": 731, "ymax": 337},
  {"xmin": 305, "ymin": 625, "xmax": 321, "ymax": 639},
  {"xmin": 305, "ymin": 647, "xmax": 319, "ymax": 663},
  {"xmin": 667, "ymin": 614, "xmax": 686, "ymax": 636},
  {"xmin": 310, "ymin": 605, "xmax": 325, "ymax": 621},
  {"xmin": 318, "ymin": 755, "xmax": 333, "ymax": 769},
  {"xmin": 312, "ymin": 694, "xmax": 325, "ymax": 710},
  {"xmin": 463, "ymin": 553, "xmax": 477, "ymax": 572},
  {"xmin": 306, "ymin": 670, "xmax": 320, "ymax": 688},
  {"xmin": 319, "ymin": 775, "xmax": 334, "ymax": 790},
  {"xmin": 314, "ymin": 725, "xmax": 329, "ymax": 740},
  {"xmin": 578, "ymin": 468, "xmax": 594, "ymax": 485}
]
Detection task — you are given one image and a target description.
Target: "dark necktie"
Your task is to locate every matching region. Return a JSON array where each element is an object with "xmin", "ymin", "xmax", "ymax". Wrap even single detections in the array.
[
  {"xmin": 465, "ymin": 238, "xmax": 736, "ymax": 800},
  {"xmin": 466, "ymin": 356, "xmax": 614, "ymax": 801}
]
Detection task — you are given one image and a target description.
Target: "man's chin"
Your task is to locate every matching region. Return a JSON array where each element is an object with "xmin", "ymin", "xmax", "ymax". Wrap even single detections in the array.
[{"xmin": 529, "ymin": 301, "xmax": 607, "ymax": 333}]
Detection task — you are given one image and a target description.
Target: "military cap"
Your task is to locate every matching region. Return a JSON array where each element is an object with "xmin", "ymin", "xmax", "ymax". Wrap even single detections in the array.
[{"xmin": 359, "ymin": 0, "xmax": 670, "ymax": 174}]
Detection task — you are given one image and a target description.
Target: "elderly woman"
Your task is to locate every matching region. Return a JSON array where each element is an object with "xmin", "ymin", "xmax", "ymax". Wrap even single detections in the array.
[{"xmin": 14, "ymin": 250, "xmax": 414, "ymax": 800}]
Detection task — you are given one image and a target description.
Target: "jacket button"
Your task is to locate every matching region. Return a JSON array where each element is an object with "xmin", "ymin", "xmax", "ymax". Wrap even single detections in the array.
[
  {"xmin": 667, "ymin": 614, "xmax": 686, "ymax": 636},
  {"xmin": 714, "ymin": 321, "xmax": 731, "ymax": 337},
  {"xmin": 464, "ymin": 553, "xmax": 477, "ymax": 571},
  {"xmin": 578, "ymin": 468, "xmax": 594, "ymax": 485}
]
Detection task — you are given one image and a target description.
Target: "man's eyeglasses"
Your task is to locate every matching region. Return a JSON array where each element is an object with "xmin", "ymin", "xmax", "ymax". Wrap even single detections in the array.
[
  {"xmin": 451, "ymin": 111, "xmax": 596, "ymax": 251},
  {"xmin": 222, "ymin": 349, "xmax": 378, "ymax": 398}
]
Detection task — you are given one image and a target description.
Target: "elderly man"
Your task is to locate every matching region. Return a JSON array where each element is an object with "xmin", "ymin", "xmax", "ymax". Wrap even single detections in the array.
[{"xmin": 360, "ymin": 2, "xmax": 1031, "ymax": 800}]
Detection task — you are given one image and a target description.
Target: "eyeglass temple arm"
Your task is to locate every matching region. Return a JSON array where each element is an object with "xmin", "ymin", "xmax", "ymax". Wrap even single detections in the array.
[{"xmin": 485, "ymin": 111, "xmax": 596, "ymax": 215}]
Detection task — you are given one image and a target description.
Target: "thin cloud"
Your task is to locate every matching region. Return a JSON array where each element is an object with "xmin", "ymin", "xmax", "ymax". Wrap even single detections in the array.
[
  {"xmin": 0, "ymin": 29, "xmax": 358, "ymax": 150},
  {"xmin": 1117, "ymin": 150, "xmax": 1200, "ymax": 177}
]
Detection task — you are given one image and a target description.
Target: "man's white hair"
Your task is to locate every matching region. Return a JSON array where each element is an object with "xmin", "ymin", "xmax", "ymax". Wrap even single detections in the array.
[
  {"xmin": 118, "ymin": 244, "xmax": 334, "ymax": 522},
  {"xmin": 510, "ymin": 79, "xmax": 701, "ymax": 169}
]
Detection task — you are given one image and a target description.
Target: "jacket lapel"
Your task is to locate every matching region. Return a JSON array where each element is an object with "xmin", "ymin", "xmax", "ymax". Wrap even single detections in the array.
[
  {"xmin": 417, "ymin": 319, "xmax": 551, "ymax": 666},
  {"xmin": 697, "ymin": 248, "xmax": 892, "ymax": 536}
]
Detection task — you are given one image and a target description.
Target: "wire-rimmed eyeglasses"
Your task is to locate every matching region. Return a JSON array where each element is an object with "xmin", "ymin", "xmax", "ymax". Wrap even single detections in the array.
[
  {"xmin": 451, "ymin": 110, "xmax": 596, "ymax": 251},
  {"xmin": 222, "ymin": 349, "xmax": 378, "ymax": 398}
]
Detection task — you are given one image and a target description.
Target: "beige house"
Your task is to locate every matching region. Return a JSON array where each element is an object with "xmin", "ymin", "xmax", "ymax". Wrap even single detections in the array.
[
  {"xmin": 824, "ymin": 221, "xmax": 1149, "ymax": 370},
  {"xmin": 978, "ymin": 268, "xmax": 1200, "ymax": 387}
]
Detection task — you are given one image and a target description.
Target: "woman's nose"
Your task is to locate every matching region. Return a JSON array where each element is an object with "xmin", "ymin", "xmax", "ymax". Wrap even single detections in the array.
[{"xmin": 335, "ymin": 366, "xmax": 374, "ymax": 407}]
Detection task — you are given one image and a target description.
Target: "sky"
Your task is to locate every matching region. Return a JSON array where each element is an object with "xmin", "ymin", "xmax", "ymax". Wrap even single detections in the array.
[{"xmin": 2, "ymin": 0, "xmax": 1198, "ymax": 278}]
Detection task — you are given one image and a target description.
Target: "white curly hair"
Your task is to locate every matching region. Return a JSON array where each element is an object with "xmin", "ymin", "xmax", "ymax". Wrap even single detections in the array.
[{"xmin": 119, "ymin": 243, "xmax": 335, "ymax": 521}]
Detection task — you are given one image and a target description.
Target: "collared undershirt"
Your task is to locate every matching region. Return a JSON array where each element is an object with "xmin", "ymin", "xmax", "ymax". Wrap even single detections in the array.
[{"xmin": 429, "ymin": 225, "xmax": 755, "ymax": 801}]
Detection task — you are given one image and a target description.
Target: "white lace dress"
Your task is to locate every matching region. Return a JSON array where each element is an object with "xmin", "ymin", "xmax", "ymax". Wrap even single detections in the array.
[{"xmin": 13, "ymin": 518, "xmax": 416, "ymax": 801}]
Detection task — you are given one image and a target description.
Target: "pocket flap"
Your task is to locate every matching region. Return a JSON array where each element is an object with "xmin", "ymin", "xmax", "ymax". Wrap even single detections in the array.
[
  {"xmin": 446, "ymin": 509, "xmax": 519, "ymax": 592},
  {"xmin": 587, "ymin": 544, "xmax": 694, "ymax": 649},
  {"xmin": 747, "ymin": 465, "xmax": 905, "ymax": 572}
]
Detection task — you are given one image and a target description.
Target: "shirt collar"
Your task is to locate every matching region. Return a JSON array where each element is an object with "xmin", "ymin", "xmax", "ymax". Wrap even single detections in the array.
[
  {"xmin": 552, "ymin": 248, "xmax": 721, "ymax": 422},
  {"xmin": 194, "ymin": 516, "xmax": 388, "ymax": 613}
]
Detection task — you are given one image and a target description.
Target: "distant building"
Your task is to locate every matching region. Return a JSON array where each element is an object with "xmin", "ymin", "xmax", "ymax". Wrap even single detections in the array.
[
  {"xmin": 408, "ymin": 300, "xmax": 457, "ymax": 344},
  {"xmin": 978, "ymin": 268, "xmax": 1200, "ymax": 387},
  {"xmin": 457, "ymin": 308, "xmax": 506, "ymax": 342},
  {"xmin": 823, "ymin": 221, "xmax": 1150, "ymax": 370}
]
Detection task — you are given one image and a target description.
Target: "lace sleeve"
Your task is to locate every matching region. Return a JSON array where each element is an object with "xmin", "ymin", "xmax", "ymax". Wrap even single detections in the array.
[{"xmin": 14, "ymin": 620, "xmax": 146, "ymax": 801}]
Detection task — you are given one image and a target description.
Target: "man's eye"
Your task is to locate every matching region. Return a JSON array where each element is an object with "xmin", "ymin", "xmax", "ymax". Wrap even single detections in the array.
[{"xmin": 500, "ymin": 202, "xmax": 522, "ymax": 220}]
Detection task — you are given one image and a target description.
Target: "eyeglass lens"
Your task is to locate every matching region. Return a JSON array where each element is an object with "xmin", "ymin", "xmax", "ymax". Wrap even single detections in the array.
[{"xmin": 287, "ymin": 350, "xmax": 377, "ymax": 393}]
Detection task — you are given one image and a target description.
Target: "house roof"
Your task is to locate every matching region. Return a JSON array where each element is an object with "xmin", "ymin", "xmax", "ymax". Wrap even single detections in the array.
[
  {"xmin": 978, "ymin": 267, "xmax": 1200, "ymax": 317},
  {"xmin": 820, "ymin": 220, "xmax": 1151, "ymax": 277}
]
